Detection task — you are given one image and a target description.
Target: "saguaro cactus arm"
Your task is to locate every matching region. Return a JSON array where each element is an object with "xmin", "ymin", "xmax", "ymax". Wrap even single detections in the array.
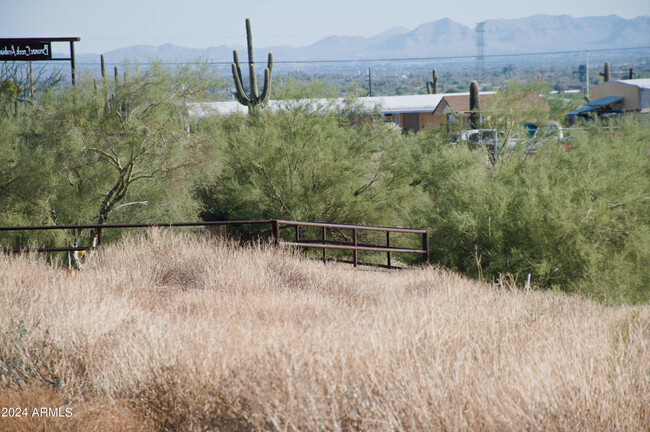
[
  {"xmin": 232, "ymin": 51, "xmax": 251, "ymax": 106},
  {"xmin": 259, "ymin": 53, "xmax": 273, "ymax": 103}
]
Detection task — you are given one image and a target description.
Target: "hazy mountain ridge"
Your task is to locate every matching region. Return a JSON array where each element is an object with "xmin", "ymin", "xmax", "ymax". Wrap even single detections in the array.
[{"xmin": 77, "ymin": 14, "xmax": 649, "ymax": 65}]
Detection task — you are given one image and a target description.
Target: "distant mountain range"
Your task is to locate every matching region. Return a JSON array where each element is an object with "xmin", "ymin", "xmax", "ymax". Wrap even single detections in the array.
[{"xmin": 76, "ymin": 14, "xmax": 649, "ymax": 66}]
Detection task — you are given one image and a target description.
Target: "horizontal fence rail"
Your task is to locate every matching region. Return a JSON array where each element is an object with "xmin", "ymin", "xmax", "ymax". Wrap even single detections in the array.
[
  {"xmin": 0, "ymin": 219, "xmax": 430, "ymax": 268},
  {"xmin": 271, "ymin": 220, "xmax": 429, "ymax": 268}
]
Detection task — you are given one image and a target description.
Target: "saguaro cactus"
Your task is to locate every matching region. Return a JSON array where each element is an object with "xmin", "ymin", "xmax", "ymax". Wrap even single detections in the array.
[
  {"xmin": 599, "ymin": 62, "xmax": 611, "ymax": 82},
  {"xmin": 232, "ymin": 18, "xmax": 273, "ymax": 112},
  {"xmin": 469, "ymin": 80, "xmax": 480, "ymax": 129},
  {"xmin": 426, "ymin": 69, "xmax": 438, "ymax": 94}
]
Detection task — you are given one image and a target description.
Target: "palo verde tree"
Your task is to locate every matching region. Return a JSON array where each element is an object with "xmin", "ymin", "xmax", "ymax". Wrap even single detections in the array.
[
  {"xmin": 231, "ymin": 18, "xmax": 273, "ymax": 113},
  {"xmin": 0, "ymin": 62, "xmax": 213, "ymax": 249},
  {"xmin": 197, "ymin": 100, "xmax": 425, "ymax": 229},
  {"xmin": 412, "ymin": 115, "xmax": 650, "ymax": 304},
  {"xmin": 480, "ymin": 80, "xmax": 550, "ymax": 165}
]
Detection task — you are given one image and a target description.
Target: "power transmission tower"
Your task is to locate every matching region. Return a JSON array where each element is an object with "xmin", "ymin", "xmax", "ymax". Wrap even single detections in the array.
[{"xmin": 475, "ymin": 22, "xmax": 486, "ymax": 76}]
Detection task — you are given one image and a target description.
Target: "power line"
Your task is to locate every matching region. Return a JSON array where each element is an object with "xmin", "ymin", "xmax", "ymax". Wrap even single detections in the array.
[{"xmin": 73, "ymin": 46, "xmax": 650, "ymax": 66}]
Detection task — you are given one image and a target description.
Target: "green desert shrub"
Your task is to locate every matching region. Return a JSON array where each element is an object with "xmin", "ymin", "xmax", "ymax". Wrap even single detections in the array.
[
  {"xmin": 415, "ymin": 118, "xmax": 650, "ymax": 304},
  {"xmin": 197, "ymin": 103, "xmax": 425, "ymax": 228}
]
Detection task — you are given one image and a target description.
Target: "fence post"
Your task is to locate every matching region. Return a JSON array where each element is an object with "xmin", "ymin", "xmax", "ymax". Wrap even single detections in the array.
[
  {"xmin": 353, "ymin": 228, "xmax": 358, "ymax": 267},
  {"xmin": 272, "ymin": 220, "xmax": 280, "ymax": 247},
  {"xmin": 322, "ymin": 227, "xmax": 327, "ymax": 264},
  {"xmin": 422, "ymin": 231, "xmax": 430, "ymax": 265},
  {"xmin": 386, "ymin": 231, "xmax": 391, "ymax": 268}
]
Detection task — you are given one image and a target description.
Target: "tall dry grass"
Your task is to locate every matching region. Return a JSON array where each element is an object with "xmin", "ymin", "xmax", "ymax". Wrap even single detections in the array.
[{"xmin": 0, "ymin": 229, "xmax": 648, "ymax": 431}]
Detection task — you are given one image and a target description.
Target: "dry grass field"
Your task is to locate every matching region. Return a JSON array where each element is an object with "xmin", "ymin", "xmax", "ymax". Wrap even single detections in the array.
[{"xmin": 0, "ymin": 230, "xmax": 648, "ymax": 431}]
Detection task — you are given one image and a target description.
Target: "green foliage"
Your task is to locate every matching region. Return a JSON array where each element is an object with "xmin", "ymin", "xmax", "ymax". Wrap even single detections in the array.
[
  {"xmin": 546, "ymin": 93, "xmax": 584, "ymax": 121},
  {"xmin": 0, "ymin": 79, "xmax": 23, "ymax": 117},
  {"xmin": 1, "ymin": 63, "xmax": 648, "ymax": 304},
  {"xmin": 414, "ymin": 117, "xmax": 650, "ymax": 304},
  {"xmin": 0, "ymin": 79, "xmax": 23, "ymax": 100},
  {"xmin": 197, "ymin": 103, "xmax": 424, "ymax": 228},
  {"xmin": 0, "ymin": 63, "xmax": 213, "ymax": 249},
  {"xmin": 482, "ymin": 80, "xmax": 551, "ymax": 164}
]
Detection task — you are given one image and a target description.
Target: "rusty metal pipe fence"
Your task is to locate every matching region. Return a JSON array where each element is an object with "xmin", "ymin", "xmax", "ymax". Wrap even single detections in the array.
[{"xmin": 0, "ymin": 220, "xmax": 430, "ymax": 268}]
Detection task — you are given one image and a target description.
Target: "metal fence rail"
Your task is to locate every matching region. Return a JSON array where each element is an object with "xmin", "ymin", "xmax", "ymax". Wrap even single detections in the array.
[
  {"xmin": 0, "ymin": 219, "xmax": 430, "ymax": 268},
  {"xmin": 271, "ymin": 220, "xmax": 429, "ymax": 267}
]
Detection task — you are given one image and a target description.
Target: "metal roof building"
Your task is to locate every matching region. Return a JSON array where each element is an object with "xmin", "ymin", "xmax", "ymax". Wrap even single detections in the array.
[
  {"xmin": 589, "ymin": 79, "xmax": 650, "ymax": 111},
  {"xmin": 189, "ymin": 94, "xmax": 459, "ymax": 119},
  {"xmin": 567, "ymin": 79, "xmax": 650, "ymax": 119},
  {"xmin": 188, "ymin": 93, "xmax": 502, "ymax": 133}
]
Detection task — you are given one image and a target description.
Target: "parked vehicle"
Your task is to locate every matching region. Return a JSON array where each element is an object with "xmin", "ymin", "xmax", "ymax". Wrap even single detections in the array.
[
  {"xmin": 522, "ymin": 121, "xmax": 563, "ymax": 153},
  {"xmin": 450, "ymin": 129, "xmax": 517, "ymax": 155},
  {"xmin": 450, "ymin": 121, "xmax": 568, "ymax": 161}
]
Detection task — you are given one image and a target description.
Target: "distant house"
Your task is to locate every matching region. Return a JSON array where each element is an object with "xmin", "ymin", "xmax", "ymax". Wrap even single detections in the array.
[
  {"xmin": 567, "ymin": 79, "xmax": 650, "ymax": 121},
  {"xmin": 368, "ymin": 94, "xmax": 449, "ymax": 133},
  {"xmin": 431, "ymin": 92, "xmax": 544, "ymax": 130},
  {"xmin": 190, "ymin": 94, "xmax": 454, "ymax": 133},
  {"xmin": 189, "ymin": 91, "xmax": 547, "ymax": 133},
  {"xmin": 431, "ymin": 93, "xmax": 496, "ymax": 129}
]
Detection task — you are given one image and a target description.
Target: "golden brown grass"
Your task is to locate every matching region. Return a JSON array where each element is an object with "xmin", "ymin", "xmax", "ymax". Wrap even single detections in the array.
[{"xmin": 1, "ymin": 229, "xmax": 648, "ymax": 431}]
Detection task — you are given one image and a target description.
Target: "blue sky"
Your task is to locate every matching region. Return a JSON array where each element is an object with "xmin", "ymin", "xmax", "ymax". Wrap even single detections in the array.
[{"xmin": 1, "ymin": 0, "xmax": 648, "ymax": 54}]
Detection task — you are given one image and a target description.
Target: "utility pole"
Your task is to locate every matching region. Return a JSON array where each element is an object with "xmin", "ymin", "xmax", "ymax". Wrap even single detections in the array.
[
  {"xmin": 368, "ymin": 68, "xmax": 372, "ymax": 97},
  {"xmin": 585, "ymin": 49, "xmax": 590, "ymax": 100}
]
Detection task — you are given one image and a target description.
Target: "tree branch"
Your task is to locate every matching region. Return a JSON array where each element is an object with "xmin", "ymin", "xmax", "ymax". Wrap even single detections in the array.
[
  {"xmin": 85, "ymin": 146, "xmax": 121, "ymax": 169},
  {"xmin": 108, "ymin": 201, "xmax": 149, "ymax": 216}
]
